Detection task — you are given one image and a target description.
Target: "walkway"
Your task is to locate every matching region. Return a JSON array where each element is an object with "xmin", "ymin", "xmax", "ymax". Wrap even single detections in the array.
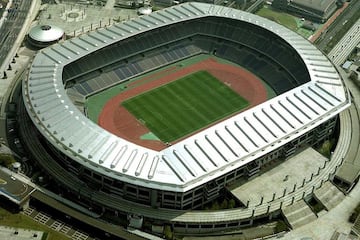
[
  {"xmin": 280, "ymin": 177, "xmax": 359, "ymax": 239},
  {"xmin": 309, "ymin": 2, "xmax": 349, "ymax": 43},
  {"xmin": 229, "ymin": 148, "xmax": 327, "ymax": 207},
  {"xmin": 277, "ymin": 17, "xmax": 360, "ymax": 240}
]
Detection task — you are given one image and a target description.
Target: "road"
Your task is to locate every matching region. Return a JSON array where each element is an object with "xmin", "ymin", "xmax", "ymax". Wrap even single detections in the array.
[
  {"xmin": 316, "ymin": 0, "xmax": 360, "ymax": 51},
  {"xmin": 0, "ymin": 0, "xmax": 31, "ymax": 70},
  {"xmin": 328, "ymin": 17, "xmax": 360, "ymax": 66}
]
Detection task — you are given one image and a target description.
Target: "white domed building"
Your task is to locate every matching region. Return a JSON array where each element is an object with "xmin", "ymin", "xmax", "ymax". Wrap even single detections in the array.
[{"xmin": 27, "ymin": 24, "xmax": 64, "ymax": 48}]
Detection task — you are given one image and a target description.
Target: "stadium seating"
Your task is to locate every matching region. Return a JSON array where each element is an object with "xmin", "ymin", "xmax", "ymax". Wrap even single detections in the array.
[{"xmin": 64, "ymin": 17, "xmax": 311, "ymax": 97}]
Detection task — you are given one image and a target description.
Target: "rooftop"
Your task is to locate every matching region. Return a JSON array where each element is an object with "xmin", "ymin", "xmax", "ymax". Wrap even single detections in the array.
[
  {"xmin": 28, "ymin": 24, "xmax": 64, "ymax": 43},
  {"xmin": 292, "ymin": 0, "xmax": 336, "ymax": 13},
  {"xmin": 23, "ymin": 2, "xmax": 350, "ymax": 192}
]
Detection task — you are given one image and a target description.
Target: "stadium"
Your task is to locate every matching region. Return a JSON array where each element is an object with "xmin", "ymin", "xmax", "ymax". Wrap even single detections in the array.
[{"xmin": 19, "ymin": 2, "xmax": 350, "ymax": 234}]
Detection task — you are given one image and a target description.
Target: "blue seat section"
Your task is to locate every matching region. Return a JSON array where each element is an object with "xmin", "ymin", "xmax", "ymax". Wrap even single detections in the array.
[{"xmin": 65, "ymin": 17, "xmax": 310, "ymax": 96}]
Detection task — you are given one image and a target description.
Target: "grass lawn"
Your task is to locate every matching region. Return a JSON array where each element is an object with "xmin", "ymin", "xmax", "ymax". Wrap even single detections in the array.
[
  {"xmin": 0, "ymin": 207, "xmax": 69, "ymax": 240},
  {"xmin": 122, "ymin": 71, "xmax": 249, "ymax": 142},
  {"xmin": 256, "ymin": 5, "xmax": 325, "ymax": 40},
  {"xmin": 256, "ymin": 6, "xmax": 297, "ymax": 31}
]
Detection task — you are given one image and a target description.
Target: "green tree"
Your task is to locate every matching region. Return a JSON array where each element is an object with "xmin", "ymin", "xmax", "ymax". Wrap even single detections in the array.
[
  {"xmin": 228, "ymin": 199, "xmax": 236, "ymax": 208},
  {"xmin": 211, "ymin": 201, "xmax": 220, "ymax": 210},
  {"xmin": 163, "ymin": 225, "xmax": 173, "ymax": 240},
  {"xmin": 220, "ymin": 199, "xmax": 228, "ymax": 209},
  {"xmin": 318, "ymin": 140, "xmax": 333, "ymax": 158},
  {"xmin": 275, "ymin": 220, "xmax": 288, "ymax": 233},
  {"xmin": 0, "ymin": 154, "xmax": 16, "ymax": 167}
]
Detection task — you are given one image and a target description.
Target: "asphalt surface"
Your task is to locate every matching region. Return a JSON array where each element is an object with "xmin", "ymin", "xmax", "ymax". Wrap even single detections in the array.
[
  {"xmin": 0, "ymin": 0, "xmax": 31, "ymax": 69},
  {"xmin": 328, "ymin": 17, "xmax": 360, "ymax": 66},
  {"xmin": 316, "ymin": 0, "xmax": 360, "ymax": 51}
]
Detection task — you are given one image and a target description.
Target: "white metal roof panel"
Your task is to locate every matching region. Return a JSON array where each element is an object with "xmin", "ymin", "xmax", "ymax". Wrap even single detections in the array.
[{"xmin": 23, "ymin": 2, "xmax": 351, "ymax": 192}]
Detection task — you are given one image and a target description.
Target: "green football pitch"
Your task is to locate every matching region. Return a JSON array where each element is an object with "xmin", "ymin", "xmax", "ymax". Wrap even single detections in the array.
[{"xmin": 122, "ymin": 71, "xmax": 249, "ymax": 143}]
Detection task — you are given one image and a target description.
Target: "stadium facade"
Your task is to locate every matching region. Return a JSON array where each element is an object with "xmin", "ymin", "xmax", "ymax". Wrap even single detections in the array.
[{"xmin": 21, "ymin": 1, "xmax": 350, "ymax": 227}]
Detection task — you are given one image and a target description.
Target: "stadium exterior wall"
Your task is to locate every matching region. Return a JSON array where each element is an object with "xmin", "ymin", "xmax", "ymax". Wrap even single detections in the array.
[
  {"xmin": 22, "ymin": 2, "xmax": 350, "ymax": 214},
  {"xmin": 36, "ymin": 116, "xmax": 337, "ymax": 210}
]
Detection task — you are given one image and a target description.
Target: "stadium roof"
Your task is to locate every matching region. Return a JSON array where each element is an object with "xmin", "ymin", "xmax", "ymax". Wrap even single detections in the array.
[{"xmin": 23, "ymin": 2, "xmax": 350, "ymax": 192}]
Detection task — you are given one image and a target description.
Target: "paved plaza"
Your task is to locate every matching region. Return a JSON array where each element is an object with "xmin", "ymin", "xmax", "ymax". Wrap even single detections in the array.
[
  {"xmin": 0, "ymin": 225, "xmax": 43, "ymax": 240},
  {"xmin": 37, "ymin": 1, "xmax": 138, "ymax": 36},
  {"xmin": 229, "ymin": 148, "xmax": 327, "ymax": 207}
]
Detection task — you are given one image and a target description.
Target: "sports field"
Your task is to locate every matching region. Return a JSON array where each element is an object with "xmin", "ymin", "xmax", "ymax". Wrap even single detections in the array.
[{"xmin": 122, "ymin": 71, "xmax": 249, "ymax": 142}]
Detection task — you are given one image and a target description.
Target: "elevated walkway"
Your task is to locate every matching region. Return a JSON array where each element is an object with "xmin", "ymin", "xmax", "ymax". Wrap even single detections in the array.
[
  {"xmin": 352, "ymin": 215, "xmax": 360, "ymax": 237},
  {"xmin": 335, "ymin": 97, "xmax": 360, "ymax": 188},
  {"xmin": 314, "ymin": 181, "xmax": 345, "ymax": 211},
  {"xmin": 282, "ymin": 199, "xmax": 317, "ymax": 229}
]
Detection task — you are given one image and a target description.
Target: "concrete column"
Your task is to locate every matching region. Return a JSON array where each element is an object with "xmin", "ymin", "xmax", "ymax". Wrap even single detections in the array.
[{"xmin": 151, "ymin": 190, "xmax": 158, "ymax": 208}]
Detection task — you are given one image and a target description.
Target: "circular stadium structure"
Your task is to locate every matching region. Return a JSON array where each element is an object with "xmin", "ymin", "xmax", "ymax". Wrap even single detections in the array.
[{"xmin": 21, "ymin": 2, "xmax": 350, "ymax": 232}]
